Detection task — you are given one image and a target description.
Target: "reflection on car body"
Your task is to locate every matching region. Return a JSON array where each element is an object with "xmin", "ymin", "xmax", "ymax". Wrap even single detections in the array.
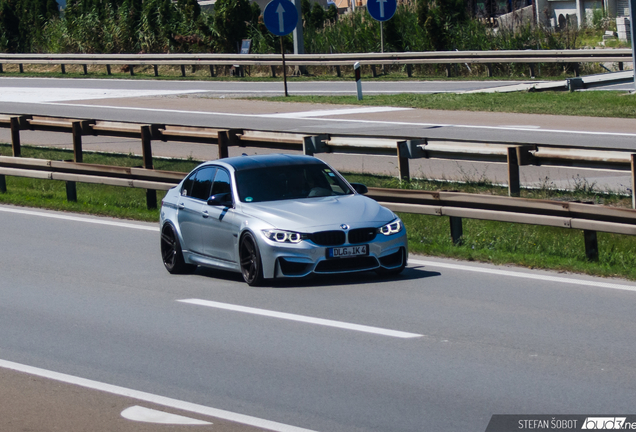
[{"xmin": 160, "ymin": 154, "xmax": 407, "ymax": 285}]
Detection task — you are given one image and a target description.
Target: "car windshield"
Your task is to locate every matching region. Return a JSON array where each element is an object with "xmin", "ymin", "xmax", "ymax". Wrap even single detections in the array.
[{"xmin": 236, "ymin": 163, "xmax": 353, "ymax": 203}]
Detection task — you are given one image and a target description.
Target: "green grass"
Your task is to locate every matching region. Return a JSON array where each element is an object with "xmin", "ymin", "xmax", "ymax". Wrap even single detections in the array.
[
  {"xmin": 2, "ymin": 144, "xmax": 636, "ymax": 280},
  {"xmin": 261, "ymin": 91, "xmax": 636, "ymax": 118}
]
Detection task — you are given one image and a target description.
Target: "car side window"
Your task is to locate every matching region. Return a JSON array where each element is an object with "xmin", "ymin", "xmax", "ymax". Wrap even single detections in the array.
[
  {"xmin": 210, "ymin": 169, "xmax": 232, "ymax": 200},
  {"xmin": 184, "ymin": 166, "xmax": 217, "ymax": 201}
]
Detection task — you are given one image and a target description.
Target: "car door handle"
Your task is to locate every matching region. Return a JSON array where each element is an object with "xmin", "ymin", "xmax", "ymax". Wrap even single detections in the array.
[
  {"xmin": 178, "ymin": 202, "xmax": 185, "ymax": 210},
  {"xmin": 202, "ymin": 210, "xmax": 209, "ymax": 218}
]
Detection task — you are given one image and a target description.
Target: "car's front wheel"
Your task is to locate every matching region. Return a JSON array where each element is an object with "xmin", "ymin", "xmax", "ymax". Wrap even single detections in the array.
[
  {"xmin": 239, "ymin": 232, "xmax": 264, "ymax": 286},
  {"xmin": 161, "ymin": 223, "xmax": 196, "ymax": 274}
]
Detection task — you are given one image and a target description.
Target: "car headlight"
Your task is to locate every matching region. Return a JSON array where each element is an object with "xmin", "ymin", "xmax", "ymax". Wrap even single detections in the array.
[
  {"xmin": 378, "ymin": 219, "xmax": 403, "ymax": 236},
  {"xmin": 262, "ymin": 229, "xmax": 304, "ymax": 244}
]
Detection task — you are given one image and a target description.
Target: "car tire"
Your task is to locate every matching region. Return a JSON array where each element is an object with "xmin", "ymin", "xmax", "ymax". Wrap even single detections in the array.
[
  {"xmin": 161, "ymin": 223, "xmax": 196, "ymax": 274},
  {"xmin": 375, "ymin": 248, "xmax": 406, "ymax": 277},
  {"xmin": 239, "ymin": 232, "xmax": 264, "ymax": 286}
]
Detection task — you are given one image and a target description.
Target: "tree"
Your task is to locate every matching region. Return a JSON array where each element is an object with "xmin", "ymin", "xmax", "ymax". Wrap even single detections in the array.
[{"xmin": 213, "ymin": 0, "xmax": 251, "ymax": 53}]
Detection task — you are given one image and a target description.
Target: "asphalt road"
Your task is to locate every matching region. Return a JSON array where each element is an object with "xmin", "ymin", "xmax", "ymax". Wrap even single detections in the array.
[
  {"xmin": 2, "ymin": 205, "xmax": 636, "ymax": 431},
  {"xmin": 1, "ymin": 76, "xmax": 635, "ymax": 151}
]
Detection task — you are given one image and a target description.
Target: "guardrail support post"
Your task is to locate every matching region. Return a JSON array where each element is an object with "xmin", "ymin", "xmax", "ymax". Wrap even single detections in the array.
[
  {"xmin": 371, "ymin": 65, "xmax": 378, "ymax": 78},
  {"xmin": 72, "ymin": 121, "xmax": 84, "ymax": 163},
  {"xmin": 336, "ymin": 65, "xmax": 341, "ymax": 78},
  {"xmin": 584, "ymin": 230, "xmax": 599, "ymax": 261},
  {"xmin": 10, "ymin": 117, "xmax": 21, "ymax": 157},
  {"xmin": 141, "ymin": 125, "xmax": 157, "ymax": 209},
  {"xmin": 446, "ymin": 64, "xmax": 452, "ymax": 78},
  {"xmin": 507, "ymin": 147, "xmax": 521, "ymax": 197},
  {"xmin": 153, "ymin": 65, "xmax": 159, "ymax": 77},
  {"xmin": 129, "ymin": 65, "xmax": 134, "ymax": 76},
  {"xmin": 450, "ymin": 217, "xmax": 463, "ymax": 245},
  {"xmin": 406, "ymin": 65, "xmax": 412, "ymax": 77},
  {"xmin": 0, "ymin": 175, "xmax": 5, "ymax": 193},
  {"xmin": 303, "ymin": 135, "xmax": 329, "ymax": 156},
  {"xmin": 209, "ymin": 65, "xmax": 215, "ymax": 77},
  {"xmin": 19, "ymin": 64, "xmax": 23, "ymax": 73},
  {"xmin": 106, "ymin": 65, "xmax": 111, "ymax": 75},
  {"xmin": 0, "ymin": 64, "xmax": 3, "ymax": 73},
  {"xmin": 529, "ymin": 64, "xmax": 536, "ymax": 78},
  {"xmin": 632, "ymin": 154, "xmax": 636, "ymax": 209},
  {"xmin": 398, "ymin": 149, "xmax": 410, "ymax": 181},
  {"xmin": 486, "ymin": 64, "xmax": 493, "ymax": 77},
  {"xmin": 82, "ymin": 64, "xmax": 87, "ymax": 75},
  {"xmin": 65, "ymin": 181, "xmax": 77, "ymax": 202},
  {"xmin": 181, "ymin": 65, "xmax": 186, "ymax": 77},
  {"xmin": 217, "ymin": 131, "xmax": 230, "ymax": 159},
  {"xmin": 61, "ymin": 64, "xmax": 65, "ymax": 74}
]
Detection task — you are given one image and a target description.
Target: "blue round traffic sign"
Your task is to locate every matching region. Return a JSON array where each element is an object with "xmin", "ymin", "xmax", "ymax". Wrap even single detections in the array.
[
  {"xmin": 263, "ymin": 0, "xmax": 298, "ymax": 36},
  {"xmin": 366, "ymin": 0, "xmax": 397, "ymax": 22}
]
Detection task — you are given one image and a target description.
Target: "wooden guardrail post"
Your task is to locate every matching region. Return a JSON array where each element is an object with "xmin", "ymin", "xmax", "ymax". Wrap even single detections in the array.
[
  {"xmin": 10, "ymin": 117, "xmax": 21, "ymax": 157},
  {"xmin": 631, "ymin": 154, "xmax": 636, "ymax": 209},
  {"xmin": 584, "ymin": 230, "xmax": 599, "ymax": 261},
  {"xmin": 141, "ymin": 125, "xmax": 157, "ymax": 209},
  {"xmin": 217, "ymin": 131, "xmax": 230, "ymax": 159},
  {"xmin": 450, "ymin": 217, "xmax": 463, "ymax": 245},
  {"xmin": 507, "ymin": 146, "xmax": 521, "ymax": 197}
]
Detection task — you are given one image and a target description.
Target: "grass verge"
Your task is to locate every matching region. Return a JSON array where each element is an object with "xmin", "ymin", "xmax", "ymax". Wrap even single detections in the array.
[
  {"xmin": 1, "ymin": 144, "xmax": 636, "ymax": 281},
  {"xmin": 260, "ymin": 91, "xmax": 636, "ymax": 118}
]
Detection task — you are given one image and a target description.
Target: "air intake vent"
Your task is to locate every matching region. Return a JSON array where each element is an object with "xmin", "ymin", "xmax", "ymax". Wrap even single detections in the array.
[
  {"xmin": 348, "ymin": 228, "xmax": 377, "ymax": 244},
  {"xmin": 308, "ymin": 230, "xmax": 345, "ymax": 246}
]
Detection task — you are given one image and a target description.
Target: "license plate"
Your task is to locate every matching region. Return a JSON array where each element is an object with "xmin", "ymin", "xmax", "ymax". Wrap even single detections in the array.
[{"xmin": 328, "ymin": 245, "xmax": 368, "ymax": 258}]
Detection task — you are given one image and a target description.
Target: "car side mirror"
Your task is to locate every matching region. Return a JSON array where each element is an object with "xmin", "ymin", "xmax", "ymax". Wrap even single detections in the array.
[
  {"xmin": 350, "ymin": 183, "xmax": 368, "ymax": 195},
  {"xmin": 207, "ymin": 193, "xmax": 233, "ymax": 207}
]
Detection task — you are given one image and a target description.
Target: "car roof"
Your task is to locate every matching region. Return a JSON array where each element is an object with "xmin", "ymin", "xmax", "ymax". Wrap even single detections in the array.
[{"xmin": 220, "ymin": 154, "xmax": 325, "ymax": 172}]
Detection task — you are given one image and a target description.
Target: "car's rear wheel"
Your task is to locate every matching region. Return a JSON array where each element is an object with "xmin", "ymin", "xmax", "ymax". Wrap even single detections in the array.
[
  {"xmin": 161, "ymin": 224, "xmax": 196, "ymax": 274},
  {"xmin": 239, "ymin": 232, "xmax": 264, "ymax": 286}
]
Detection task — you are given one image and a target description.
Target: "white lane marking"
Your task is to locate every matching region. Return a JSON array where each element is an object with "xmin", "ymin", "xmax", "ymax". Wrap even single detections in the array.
[
  {"xmin": 178, "ymin": 299, "xmax": 423, "ymax": 339},
  {"xmin": 409, "ymin": 258, "xmax": 636, "ymax": 293},
  {"xmin": 0, "ymin": 206, "xmax": 159, "ymax": 231},
  {"xmin": 42, "ymin": 102, "xmax": 636, "ymax": 138},
  {"xmin": 263, "ymin": 106, "xmax": 412, "ymax": 118},
  {"xmin": 0, "ymin": 359, "xmax": 316, "ymax": 432},
  {"xmin": 121, "ymin": 405, "xmax": 212, "ymax": 425},
  {"xmin": 0, "ymin": 87, "xmax": 205, "ymax": 103}
]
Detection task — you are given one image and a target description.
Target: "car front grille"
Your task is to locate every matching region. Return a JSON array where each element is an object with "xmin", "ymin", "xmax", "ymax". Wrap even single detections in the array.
[
  {"xmin": 308, "ymin": 230, "xmax": 346, "ymax": 246},
  {"xmin": 314, "ymin": 256, "xmax": 379, "ymax": 273},
  {"xmin": 348, "ymin": 227, "xmax": 377, "ymax": 244}
]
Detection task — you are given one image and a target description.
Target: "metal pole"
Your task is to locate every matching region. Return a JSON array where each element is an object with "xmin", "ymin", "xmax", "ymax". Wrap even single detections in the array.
[
  {"xmin": 281, "ymin": 37, "xmax": 289, "ymax": 97},
  {"xmin": 630, "ymin": 0, "xmax": 636, "ymax": 91}
]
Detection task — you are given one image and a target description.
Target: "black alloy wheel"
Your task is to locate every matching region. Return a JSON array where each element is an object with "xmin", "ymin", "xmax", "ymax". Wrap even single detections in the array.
[
  {"xmin": 239, "ymin": 232, "xmax": 264, "ymax": 286},
  {"xmin": 161, "ymin": 224, "xmax": 196, "ymax": 274}
]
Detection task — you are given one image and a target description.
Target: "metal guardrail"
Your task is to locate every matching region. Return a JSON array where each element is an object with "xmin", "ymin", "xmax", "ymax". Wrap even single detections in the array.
[
  {"xmin": 1, "ymin": 113, "xmax": 635, "ymax": 207},
  {"xmin": 0, "ymin": 49, "xmax": 632, "ymax": 77}
]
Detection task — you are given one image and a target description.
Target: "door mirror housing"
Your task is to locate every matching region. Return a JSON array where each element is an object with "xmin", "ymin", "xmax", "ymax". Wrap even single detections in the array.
[
  {"xmin": 207, "ymin": 193, "xmax": 233, "ymax": 207},
  {"xmin": 350, "ymin": 183, "xmax": 368, "ymax": 195}
]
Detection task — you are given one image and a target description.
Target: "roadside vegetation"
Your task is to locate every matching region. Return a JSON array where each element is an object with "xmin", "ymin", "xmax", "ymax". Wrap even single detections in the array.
[
  {"xmin": 1, "ymin": 144, "xmax": 635, "ymax": 281},
  {"xmin": 0, "ymin": 0, "xmax": 628, "ymax": 79}
]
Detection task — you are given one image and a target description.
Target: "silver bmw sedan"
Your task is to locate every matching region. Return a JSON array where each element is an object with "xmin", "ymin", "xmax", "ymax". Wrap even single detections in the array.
[{"xmin": 160, "ymin": 154, "xmax": 407, "ymax": 285}]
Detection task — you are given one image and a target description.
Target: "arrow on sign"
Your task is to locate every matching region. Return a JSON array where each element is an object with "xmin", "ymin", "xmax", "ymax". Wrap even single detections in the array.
[
  {"xmin": 276, "ymin": 3, "xmax": 285, "ymax": 33},
  {"xmin": 378, "ymin": 0, "xmax": 387, "ymax": 17}
]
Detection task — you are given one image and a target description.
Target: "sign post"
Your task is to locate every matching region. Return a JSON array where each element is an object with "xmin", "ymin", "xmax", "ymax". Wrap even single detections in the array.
[
  {"xmin": 263, "ymin": 0, "xmax": 298, "ymax": 97},
  {"xmin": 366, "ymin": 0, "xmax": 397, "ymax": 73}
]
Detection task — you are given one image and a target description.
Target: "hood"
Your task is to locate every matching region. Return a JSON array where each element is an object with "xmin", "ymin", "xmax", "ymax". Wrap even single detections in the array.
[{"xmin": 240, "ymin": 194, "xmax": 395, "ymax": 231}]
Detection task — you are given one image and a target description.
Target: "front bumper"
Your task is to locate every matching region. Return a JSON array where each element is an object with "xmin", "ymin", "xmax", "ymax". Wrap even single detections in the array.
[{"xmin": 256, "ymin": 229, "xmax": 408, "ymax": 279}]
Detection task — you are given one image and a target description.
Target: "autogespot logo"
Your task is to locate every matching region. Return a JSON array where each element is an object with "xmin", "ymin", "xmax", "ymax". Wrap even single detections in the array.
[{"xmin": 582, "ymin": 418, "xmax": 628, "ymax": 429}]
